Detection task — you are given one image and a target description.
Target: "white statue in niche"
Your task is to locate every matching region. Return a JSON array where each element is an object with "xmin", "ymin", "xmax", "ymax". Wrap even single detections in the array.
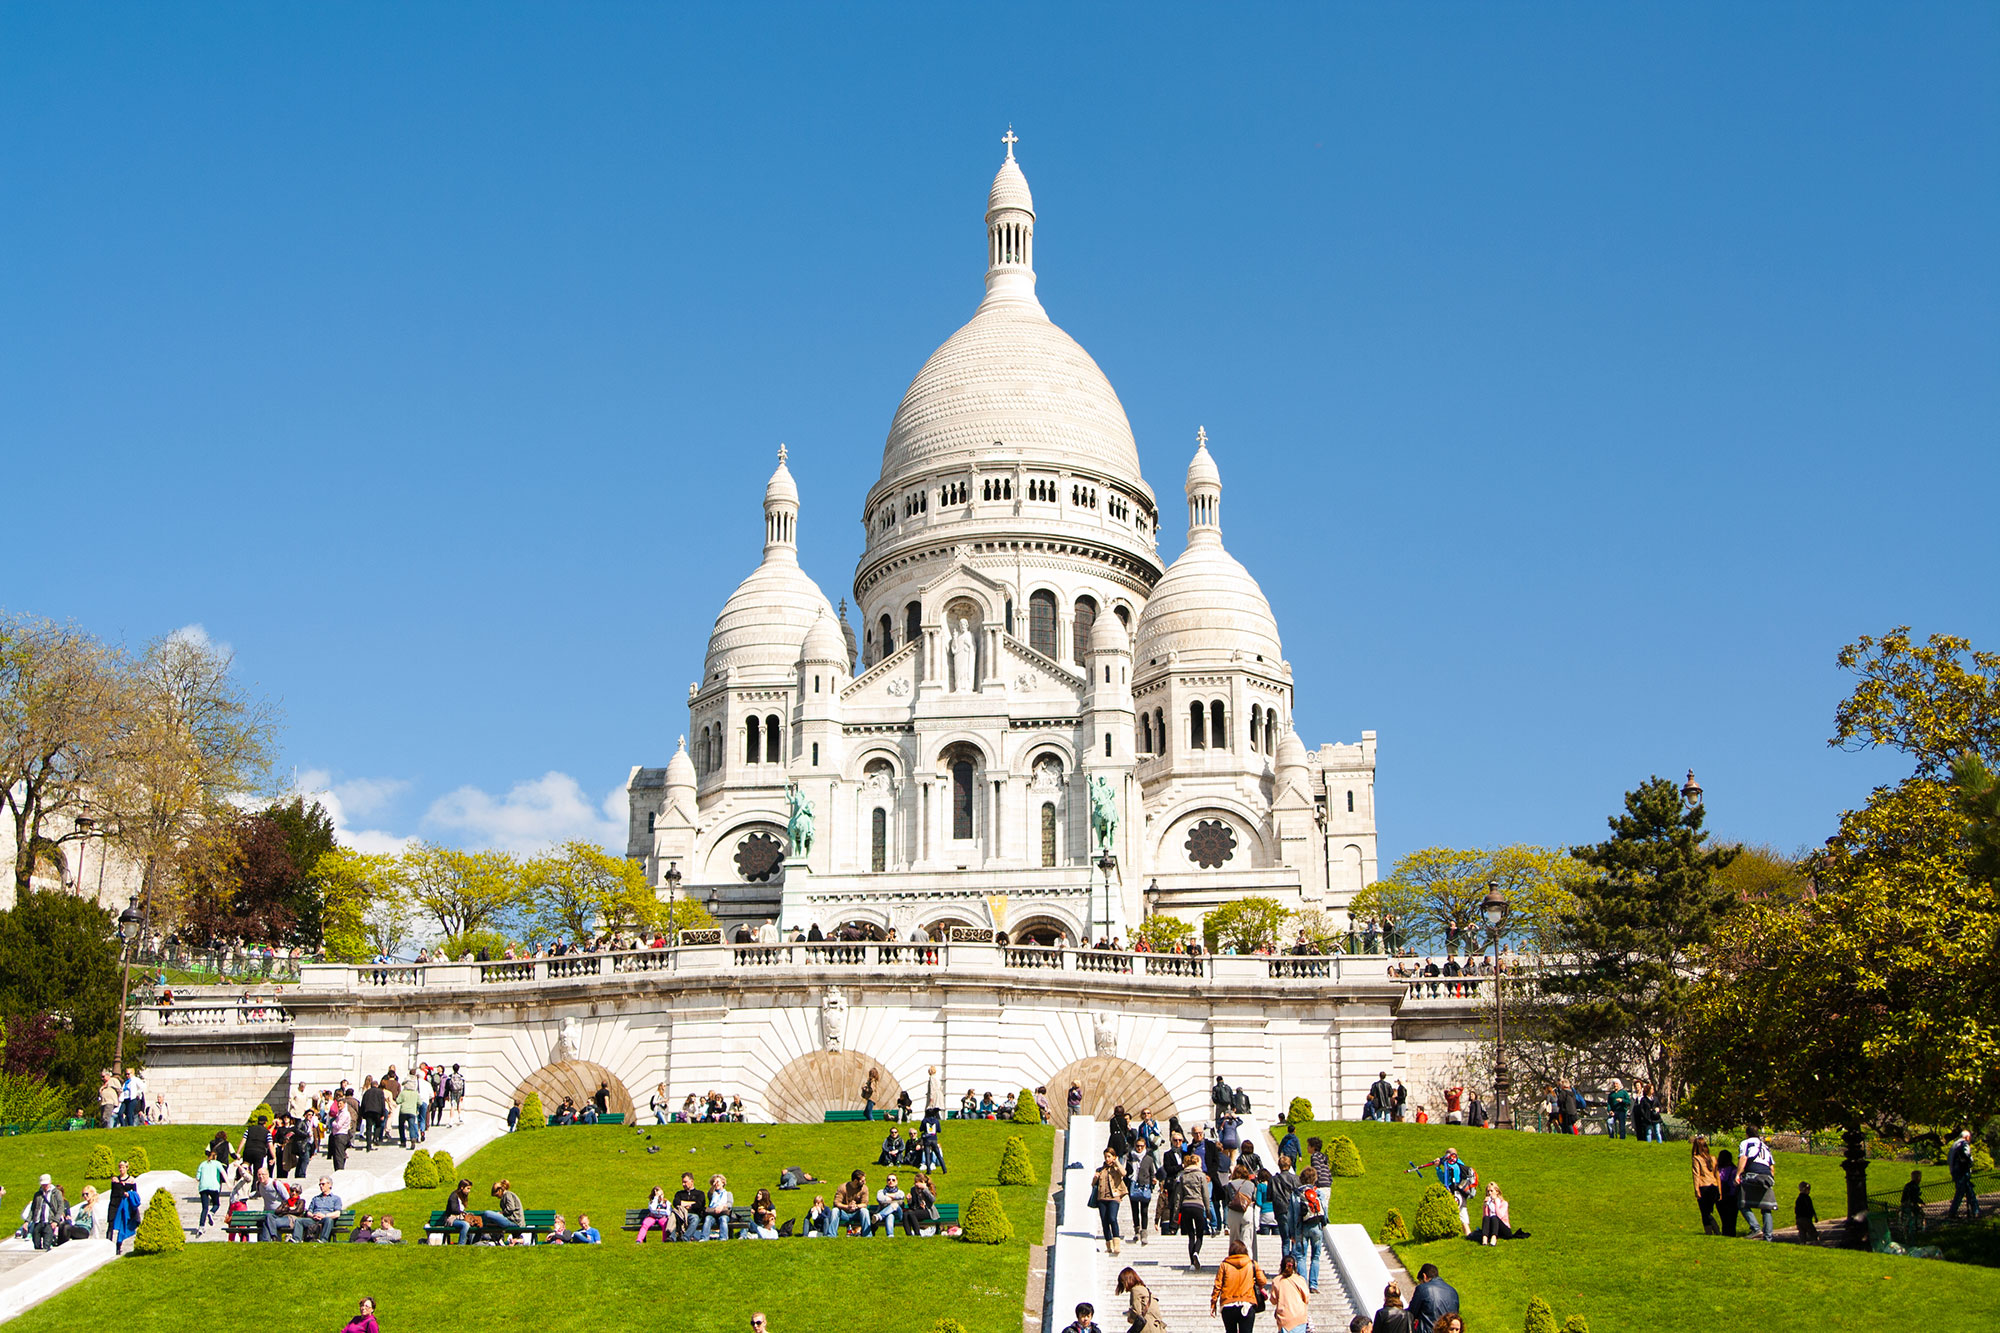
[
  {"xmin": 821, "ymin": 986, "xmax": 847, "ymax": 1052},
  {"xmin": 1094, "ymin": 1013, "xmax": 1117, "ymax": 1058},
  {"xmin": 948, "ymin": 618, "xmax": 976, "ymax": 693},
  {"xmin": 553, "ymin": 1016, "xmax": 584, "ymax": 1065}
]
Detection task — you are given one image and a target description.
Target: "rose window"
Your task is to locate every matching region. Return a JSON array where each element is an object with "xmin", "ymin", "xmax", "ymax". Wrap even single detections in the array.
[
  {"xmin": 1185, "ymin": 819, "xmax": 1237, "ymax": 869},
  {"xmin": 734, "ymin": 831, "xmax": 785, "ymax": 882}
]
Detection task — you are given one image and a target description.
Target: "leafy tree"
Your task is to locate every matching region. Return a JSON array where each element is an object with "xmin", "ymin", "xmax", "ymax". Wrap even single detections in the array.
[
  {"xmin": 657, "ymin": 898, "xmax": 720, "ymax": 938},
  {"xmin": 1012, "ymin": 1087, "xmax": 1041, "ymax": 1124},
  {"xmin": 1411, "ymin": 1182, "xmax": 1459, "ymax": 1241},
  {"xmin": 997, "ymin": 1135, "xmax": 1036, "ymax": 1185},
  {"xmin": 0, "ymin": 888, "xmax": 143, "ymax": 1092},
  {"xmin": 132, "ymin": 1186, "xmax": 183, "ymax": 1253},
  {"xmin": 437, "ymin": 928, "xmax": 512, "ymax": 961},
  {"xmin": 525, "ymin": 841, "xmax": 661, "ymax": 945},
  {"xmin": 0, "ymin": 1070, "xmax": 72, "ymax": 1130},
  {"xmin": 1351, "ymin": 845, "xmax": 1577, "ymax": 956},
  {"xmin": 1712, "ymin": 843, "xmax": 1812, "ymax": 904},
  {"xmin": 1288, "ymin": 909, "xmax": 1343, "ymax": 954},
  {"xmin": 1957, "ymin": 752, "xmax": 2000, "ymax": 889},
  {"xmin": 0, "ymin": 614, "xmax": 125, "ymax": 899},
  {"xmin": 178, "ymin": 799, "xmax": 336, "ymax": 947},
  {"xmin": 315, "ymin": 846, "xmax": 408, "ymax": 963},
  {"xmin": 1537, "ymin": 777, "xmax": 1736, "ymax": 1105},
  {"xmin": 1202, "ymin": 896, "xmax": 1289, "ymax": 952},
  {"xmin": 401, "ymin": 843, "xmax": 529, "ymax": 942},
  {"xmin": 1832, "ymin": 626, "xmax": 2000, "ymax": 777},
  {"xmin": 959, "ymin": 1187, "xmax": 1014, "ymax": 1243},
  {"xmin": 1133, "ymin": 914, "xmax": 1192, "ymax": 950}
]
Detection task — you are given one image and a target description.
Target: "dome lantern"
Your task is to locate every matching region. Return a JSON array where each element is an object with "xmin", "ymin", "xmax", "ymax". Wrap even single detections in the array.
[
  {"xmin": 983, "ymin": 128, "xmax": 1040, "ymax": 311},
  {"xmin": 765, "ymin": 444, "xmax": 800, "ymax": 557},
  {"xmin": 1186, "ymin": 426, "xmax": 1222, "ymax": 544}
]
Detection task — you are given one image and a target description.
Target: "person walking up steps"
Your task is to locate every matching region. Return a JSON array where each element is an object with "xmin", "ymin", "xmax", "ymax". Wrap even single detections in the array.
[
  {"xmin": 1092, "ymin": 1148, "xmax": 1129, "ymax": 1253},
  {"xmin": 1117, "ymin": 1267, "xmax": 1167, "ymax": 1333},
  {"xmin": 1178, "ymin": 1147, "xmax": 1213, "ymax": 1268},
  {"xmin": 1211, "ymin": 1238, "xmax": 1269, "ymax": 1333}
]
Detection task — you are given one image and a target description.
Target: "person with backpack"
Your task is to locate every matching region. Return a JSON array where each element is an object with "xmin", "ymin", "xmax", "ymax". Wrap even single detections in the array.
[
  {"xmin": 1736, "ymin": 1124, "xmax": 1777, "ymax": 1240},
  {"xmin": 1212, "ymin": 1076, "xmax": 1234, "ymax": 1121},
  {"xmin": 1297, "ymin": 1178, "xmax": 1330, "ymax": 1293}
]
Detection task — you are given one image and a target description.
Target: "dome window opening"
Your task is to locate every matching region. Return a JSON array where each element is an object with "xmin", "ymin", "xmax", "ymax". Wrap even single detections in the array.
[
  {"xmin": 765, "ymin": 715, "xmax": 783, "ymax": 762},
  {"xmin": 1347, "ymin": 790, "xmax": 1355, "ymax": 813},
  {"xmin": 746, "ymin": 717, "xmax": 762, "ymax": 765},
  {"xmin": 1264, "ymin": 710, "xmax": 1279, "ymax": 753},
  {"xmin": 1071, "ymin": 596, "xmax": 1097, "ymax": 665},
  {"xmin": 1249, "ymin": 704, "xmax": 1262, "ymax": 753},
  {"xmin": 1190, "ymin": 702, "xmax": 1207, "ymax": 750},
  {"xmin": 1029, "ymin": 590, "xmax": 1058, "ymax": 659},
  {"xmin": 952, "ymin": 760, "xmax": 975, "ymax": 839},
  {"xmin": 878, "ymin": 615, "xmax": 894, "ymax": 658},
  {"xmin": 1210, "ymin": 700, "xmax": 1228, "ymax": 750},
  {"xmin": 904, "ymin": 602, "xmax": 922, "ymax": 658},
  {"xmin": 1142, "ymin": 712, "xmax": 1153, "ymax": 753},
  {"xmin": 1155, "ymin": 708, "xmax": 1167, "ymax": 754},
  {"xmin": 1103, "ymin": 733, "xmax": 1113, "ymax": 757},
  {"xmin": 812, "ymin": 743, "xmax": 820, "ymax": 767}
]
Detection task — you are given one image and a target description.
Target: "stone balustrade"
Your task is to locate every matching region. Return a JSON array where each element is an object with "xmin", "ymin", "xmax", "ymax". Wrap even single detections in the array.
[
  {"xmin": 130, "ymin": 1002, "xmax": 294, "ymax": 1033},
  {"xmin": 293, "ymin": 943, "xmax": 1391, "ymax": 992}
]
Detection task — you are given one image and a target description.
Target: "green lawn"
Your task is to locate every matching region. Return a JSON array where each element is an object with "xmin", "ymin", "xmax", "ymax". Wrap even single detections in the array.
[
  {"xmin": 4, "ymin": 1120, "xmax": 1056, "ymax": 1333},
  {"xmin": 0, "ymin": 1124, "xmax": 228, "ymax": 1204},
  {"xmin": 1283, "ymin": 1120, "xmax": 2000, "ymax": 1330}
]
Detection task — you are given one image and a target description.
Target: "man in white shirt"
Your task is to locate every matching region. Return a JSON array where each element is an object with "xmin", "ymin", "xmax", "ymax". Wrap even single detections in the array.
[{"xmin": 120, "ymin": 1069, "xmax": 147, "ymax": 1127}]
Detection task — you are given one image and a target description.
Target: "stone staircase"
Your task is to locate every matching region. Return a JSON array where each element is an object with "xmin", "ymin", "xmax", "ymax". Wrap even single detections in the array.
[{"xmin": 1061, "ymin": 1117, "xmax": 1358, "ymax": 1332}]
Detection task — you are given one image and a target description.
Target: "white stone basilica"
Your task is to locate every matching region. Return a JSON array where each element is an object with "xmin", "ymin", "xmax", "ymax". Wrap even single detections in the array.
[{"xmin": 625, "ymin": 140, "xmax": 1378, "ymax": 945}]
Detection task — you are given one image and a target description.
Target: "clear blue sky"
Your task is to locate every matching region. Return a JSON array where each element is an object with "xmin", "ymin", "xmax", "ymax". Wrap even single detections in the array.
[{"xmin": 4, "ymin": 4, "xmax": 1995, "ymax": 861}]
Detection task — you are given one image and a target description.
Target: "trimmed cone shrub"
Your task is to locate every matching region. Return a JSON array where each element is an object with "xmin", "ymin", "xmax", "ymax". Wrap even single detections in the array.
[
  {"xmin": 1286, "ymin": 1096, "xmax": 1314, "ymax": 1126},
  {"xmin": 403, "ymin": 1148, "xmax": 440, "ymax": 1188},
  {"xmin": 1331, "ymin": 1135, "xmax": 1365, "ymax": 1176},
  {"xmin": 960, "ymin": 1187, "xmax": 1015, "ymax": 1244},
  {"xmin": 1524, "ymin": 1296, "xmax": 1558, "ymax": 1333},
  {"xmin": 247, "ymin": 1103, "xmax": 274, "ymax": 1125},
  {"xmin": 84, "ymin": 1145, "xmax": 116, "ymax": 1179},
  {"xmin": 1561, "ymin": 1317, "xmax": 1591, "ymax": 1333},
  {"xmin": 125, "ymin": 1145, "xmax": 151, "ymax": 1175},
  {"xmin": 518, "ymin": 1091, "xmax": 547, "ymax": 1131},
  {"xmin": 430, "ymin": 1149, "xmax": 456, "ymax": 1180},
  {"xmin": 1412, "ymin": 1182, "xmax": 1461, "ymax": 1242},
  {"xmin": 1012, "ymin": 1088, "xmax": 1042, "ymax": 1125},
  {"xmin": 998, "ymin": 1134, "xmax": 1037, "ymax": 1185},
  {"xmin": 1380, "ymin": 1207, "xmax": 1410, "ymax": 1244},
  {"xmin": 133, "ymin": 1187, "xmax": 184, "ymax": 1254}
]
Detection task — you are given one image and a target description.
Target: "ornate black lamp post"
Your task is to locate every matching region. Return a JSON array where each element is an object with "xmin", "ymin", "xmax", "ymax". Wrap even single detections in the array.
[
  {"xmin": 663, "ymin": 863, "xmax": 683, "ymax": 945},
  {"xmin": 111, "ymin": 895, "xmax": 144, "ymax": 1074},
  {"xmin": 1481, "ymin": 880, "xmax": 1513, "ymax": 1130}
]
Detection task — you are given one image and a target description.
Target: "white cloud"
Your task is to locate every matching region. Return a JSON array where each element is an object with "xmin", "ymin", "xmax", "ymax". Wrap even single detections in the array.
[
  {"xmin": 289, "ymin": 768, "xmax": 417, "ymax": 854},
  {"xmin": 167, "ymin": 622, "xmax": 232, "ymax": 658},
  {"xmin": 422, "ymin": 771, "xmax": 625, "ymax": 855}
]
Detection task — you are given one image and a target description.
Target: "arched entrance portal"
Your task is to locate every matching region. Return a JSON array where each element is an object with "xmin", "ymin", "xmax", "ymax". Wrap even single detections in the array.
[
  {"xmin": 1039, "ymin": 1056, "xmax": 1177, "ymax": 1130},
  {"xmin": 511, "ymin": 1060, "xmax": 636, "ymax": 1123},
  {"xmin": 763, "ymin": 1051, "xmax": 905, "ymax": 1124}
]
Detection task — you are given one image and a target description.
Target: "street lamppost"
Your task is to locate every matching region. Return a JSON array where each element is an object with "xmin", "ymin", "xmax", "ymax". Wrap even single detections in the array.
[
  {"xmin": 1481, "ymin": 880, "xmax": 1513, "ymax": 1130},
  {"xmin": 111, "ymin": 895, "xmax": 144, "ymax": 1077},
  {"xmin": 663, "ymin": 863, "xmax": 683, "ymax": 945},
  {"xmin": 1682, "ymin": 770, "xmax": 1703, "ymax": 809}
]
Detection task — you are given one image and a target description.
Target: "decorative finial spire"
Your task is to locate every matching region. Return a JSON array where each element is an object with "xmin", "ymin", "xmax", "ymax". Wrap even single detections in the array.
[
  {"xmin": 676, "ymin": 735, "xmax": 686, "ymax": 753},
  {"xmin": 1196, "ymin": 426, "xmax": 1208, "ymax": 449},
  {"xmin": 1002, "ymin": 126, "xmax": 1018, "ymax": 160},
  {"xmin": 777, "ymin": 442, "xmax": 787, "ymax": 465}
]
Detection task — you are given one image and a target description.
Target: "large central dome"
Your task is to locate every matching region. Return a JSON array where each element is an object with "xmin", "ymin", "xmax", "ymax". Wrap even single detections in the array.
[{"xmin": 873, "ymin": 143, "xmax": 1151, "ymax": 502}]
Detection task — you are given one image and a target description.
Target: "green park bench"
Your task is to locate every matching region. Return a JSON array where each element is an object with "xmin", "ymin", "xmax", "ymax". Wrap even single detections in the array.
[
  {"xmin": 424, "ymin": 1207, "xmax": 560, "ymax": 1243},
  {"xmin": 616, "ymin": 1200, "xmax": 959, "ymax": 1237},
  {"xmin": 546, "ymin": 1111, "xmax": 626, "ymax": 1126},
  {"xmin": 226, "ymin": 1208, "xmax": 355, "ymax": 1240},
  {"xmin": 823, "ymin": 1110, "xmax": 869, "ymax": 1122}
]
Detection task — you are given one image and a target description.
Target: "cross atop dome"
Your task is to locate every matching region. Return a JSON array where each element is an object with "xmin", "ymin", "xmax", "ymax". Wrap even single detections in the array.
[
  {"xmin": 1002, "ymin": 127, "xmax": 1018, "ymax": 160},
  {"xmin": 1197, "ymin": 426, "xmax": 1208, "ymax": 448},
  {"xmin": 777, "ymin": 443, "xmax": 787, "ymax": 465}
]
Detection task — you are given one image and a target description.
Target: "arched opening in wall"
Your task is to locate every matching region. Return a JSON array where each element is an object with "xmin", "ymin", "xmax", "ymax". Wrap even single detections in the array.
[
  {"xmin": 1029, "ymin": 590, "xmax": 1058, "ymax": 659},
  {"xmin": 762, "ymin": 1051, "xmax": 905, "ymax": 1124},
  {"xmin": 1038, "ymin": 1055, "xmax": 1178, "ymax": 1130},
  {"xmin": 1155, "ymin": 709, "xmax": 1166, "ymax": 755},
  {"xmin": 1249, "ymin": 705, "xmax": 1261, "ymax": 753},
  {"xmin": 1210, "ymin": 700, "xmax": 1227, "ymax": 750},
  {"xmin": 1264, "ymin": 710, "xmax": 1278, "ymax": 753},
  {"xmin": 878, "ymin": 614, "xmax": 894, "ymax": 659},
  {"xmin": 942, "ymin": 741, "xmax": 982, "ymax": 842},
  {"xmin": 1004, "ymin": 599, "xmax": 1015, "ymax": 636},
  {"xmin": 904, "ymin": 602, "xmax": 922, "ymax": 654},
  {"xmin": 1010, "ymin": 915, "xmax": 1072, "ymax": 946},
  {"xmin": 1072, "ymin": 596, "xmax": 1097, "ymax": 665},
  {"xmin": 921, "ymin": 916, "xmax": 976, "ymax": 940},
  {"xmin": 766, "ymin": 714, "xmax": 783, "ymax": 762},
  {"xmin": 1190, "ymin": 701, "xmax": 1206, "ymax": 750},
  {"xmin": 1141, "ymin": 713, "xmax": 1153, "ymax": 754},
  {"xmin": 746, "ymin": 717, "xmax": 762, "ymax": 765},
  {"xmin": 1114, "ymin": 605, "xmax": 1130, "ymax": 629},
  {"xmin": 870, "ymin": 807, "xmax": 887, "ymax": 872},
  {"xmin": 511, "ymin": 1060, "xmax": 635, "ymax": 1126}
]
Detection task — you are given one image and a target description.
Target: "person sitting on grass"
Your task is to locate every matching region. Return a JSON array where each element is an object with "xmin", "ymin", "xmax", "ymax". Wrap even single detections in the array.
[
  {"xmin": 682, "ymin": 1093, "xmax": 699, "ymax": 1122},
  {"xmin": 877, "ymin": 1127, "xmax": 903, "ymax": 1165},
  {"xmin": 999, "ymin": 1091, "xmax": 1017, "ymax": 1118},
  {"xmin": 296, "ymin": 1177, "xmax": 344, "ymax": 1242},
  {"xmin": 636, "ymin": 1185, "xmax": 674, "ymax": 1243},
  {"xmin": 479, "ymin": 1178, "xmax": 527, "ymax": 1244},
  {"xmin": 979, "ymin": 1092, "xmax": 998, "ymax": 1118},
  {"xmin": 875, "ymin": 1172, "xmax": 907, "ymax": 1236},
  {"xmin": 546, "ymin": 1214, "xmax": 570, "ymax": 1244},
  {"xmin": 802, "ymin": 1194, "xmax": 830, "ymax": 1237},
  {"xmin": 373, "ymin": 1213, "xmax": 402, "ymax": 1244},
  {"xmin": 341, "ymin": 1297, "xmax": 378, "ymax": 1333},
  {"xmin": 700, "ymin": 1173, "xmax": 734, "ymax": 1240},
  {"xmin": 571, "ymin": 1213, "xmax": 601, "ymax": 1243},
  {"xmin": 829, "ymin": 1170, "xmax": 872, "ymax": 1236},
  {"xmin": 349, "ymin": 1214, "xmax": 376, "ymax": 1243},
  {"xmin": 672, "ymin": 1172, "xmax": 706, "ymax": 1240},
  {"xmin": 728, "ymin": 1095, "xmax": 745, "ymax": 1122},
  {"xmin": 1476, "ymin": 1182, "xmax": 1528, "ymax": 1243},
  {"xmin": 961, "ymin": 1089, "xmax": 979, "ymax": 1118},
  {"xmin": 750, "ymin": 1189, "xmax": 779, "ymax": 1238}
]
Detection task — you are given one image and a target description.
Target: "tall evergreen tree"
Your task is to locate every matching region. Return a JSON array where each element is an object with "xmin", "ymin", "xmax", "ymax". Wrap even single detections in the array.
[{"xmin": 1539, "ymin": 776, "xmax": 1735, "ymax": 1104}]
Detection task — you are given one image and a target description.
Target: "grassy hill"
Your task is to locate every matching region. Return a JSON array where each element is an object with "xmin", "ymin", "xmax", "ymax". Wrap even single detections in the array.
[
  {"xmin": 4, "ymin": 1120, "xmax": 1055, "ymax": 1333},
  {"xmin": 1284, "ymin": 1119, "xmax": 2000, "ymax": 1330}
]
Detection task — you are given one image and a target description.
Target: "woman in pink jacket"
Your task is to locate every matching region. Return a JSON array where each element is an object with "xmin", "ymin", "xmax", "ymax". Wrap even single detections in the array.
[{"xmin": 1479, "ymin": 1181, "xmax": 1530, "ymax": 1243}]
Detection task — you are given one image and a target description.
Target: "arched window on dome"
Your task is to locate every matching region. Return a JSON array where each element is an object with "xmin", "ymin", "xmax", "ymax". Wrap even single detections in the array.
[
  {"xmin": 1190, "ymin": 701, "xmax": 1206, "ymax": 750},
  {"xmin": 1041, "ymin": 802, "xmax": 1057, "ymax": 867},
  {"xmin": 905, "ymin": 603, "xmax": 922, "ymax": 657},
  {"xmin": 871, "ymin": 807, "xmax": 887, "ymax": 873},
  {"xmin": 1114, "ymin": 605, "xmax": 1130, "ymax": 629},
  {"xmin": 766, "ymin": 714, "xmax": 783, "ymax": 764},
  {"xmin": 878, "ymin": 614, "xmax": 894, "ymax": 658},
  {"xmin": 1028, "ymin": 591, "xmax": 1058, "ymax": 660},
  {"xmin": 1005, "ymin": 599, "xmax": 1014, "ymax": 636},
  {"xmin": 1141, "ymin": 712, "xmax": 1153, "ymax": 754},
  {"xmin": 1249, "ymin": 705, "xmax": 1261, "ymax": 753},
  {"xmin": 745, "ymin": 717, "xmax": 762, "ymax": 766},
  {"xmin": 1265, "ymin": 709, "xmax": 1279, "ymax": 754},
  {"xmin": 1072, "ymin": 597, "xmax": 1097, "ymax": 665},
  {"xmin": 1210, "ymin": 700, "xmax": 1228, "ymax": 750},
  {"xmin": 952, "ymin": 761, "xmax": 975, "ymax": 840},
  {"xmin": 1155, "ymin": 708, "xmax": 1167, "ymax": 755}
]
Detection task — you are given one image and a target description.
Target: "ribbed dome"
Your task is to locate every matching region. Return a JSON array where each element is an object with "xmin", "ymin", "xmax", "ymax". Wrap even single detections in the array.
[
  {"xmin": 665, "ymin": 737, "xmax": 696, "ymax": 790},
  {"xmin": 880, "ymin": 303, "xmax": 1145, "ymax": 488},
  {"xmin": 988, "ymin": 155, "xmax": 1034, "ymax": 216},
  {"xmin": 1090, "ymin": 607, "xmax": 1131, "ymax": 654},
  {"xmin": 800, "ymin": 609, "xmax": 847, "ymax": 665},
  {"xmin": 765, "ymin": 456, "xmax": 799, "ymax": 506},
  {"xmin": 1134, "ymin": 542, "xmax": 1283, "ymax": 666},
  {"xmin": 705, "ymin": 556, "xmax": 838, "ymax": 682}
]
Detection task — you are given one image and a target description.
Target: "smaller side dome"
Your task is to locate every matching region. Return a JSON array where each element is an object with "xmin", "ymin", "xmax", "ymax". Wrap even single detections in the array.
[
  {"xmin": 1275, "ymin": 727, "xmax": 1308, "ymax": 776},
  {"xmin": 800, "ymin": 609, "xmax": 847, "ymax": 665},
  {"xmin": 987, "ymin": 130, "xmax": 1034, "ymax": 217},
  {"xmin": 1089, "ymin": 607, "xmax": 1131, "ymax": 655},
  {"xmin": 665, "ymin": 736, "xmax": 696, "ymax": 790}
]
